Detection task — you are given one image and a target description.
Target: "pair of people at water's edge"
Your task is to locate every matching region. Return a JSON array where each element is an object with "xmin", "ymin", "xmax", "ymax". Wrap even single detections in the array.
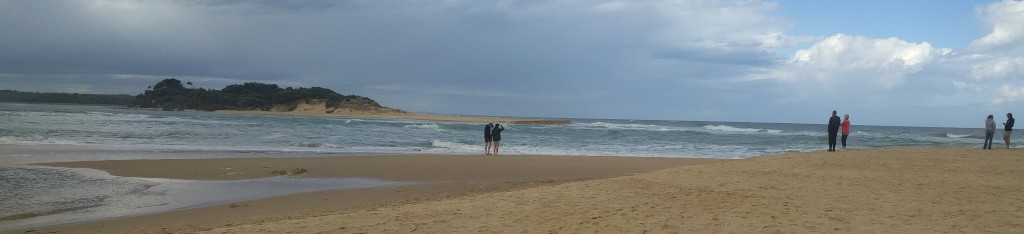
[
  {"xmin": 484, "ymin": 123, "xmax": 505, "ymax": 155},
  {"xmin": 986, "ymin": 113, "xmax": 1014, "ymax": 149},
  {"xmin": 826, "ymin": 110, "xmax": 851, "ymax": 152}
]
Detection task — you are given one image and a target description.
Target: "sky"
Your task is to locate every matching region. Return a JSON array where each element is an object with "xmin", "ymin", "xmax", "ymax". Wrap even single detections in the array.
[{"xmin": 1, "ymin": 0, "xmax": 1023, "ymax": 128}]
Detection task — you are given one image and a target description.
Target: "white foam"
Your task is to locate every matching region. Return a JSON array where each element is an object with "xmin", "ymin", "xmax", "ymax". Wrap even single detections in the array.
[
  {"xmin": 703, "ymin": 125, "xmax": 785, "ymax": 134},
  {"xmin": 404, "ymin": 124, "xmax": 444, "ymax": 131},
  {"xmin": 574, "ymin": 122, "xmax": 793, "ymax": 136},
  {"xmin": 704, "ymin": 125, "xmax": 760, "ymax": 132},
  {"xmin": 575, "ymin": 122, "xmax": 681, "ymax": 132},
  {"xmin": 946, "ymin": 133, "xmax": 970, "ymax": 138},
  {"xmin": 0, "ymin": 136, "xmax": 85, "ymax": 146},
  {"xmin": 598, "ymin": 122, "xmax": 672, "ymax": 131}
]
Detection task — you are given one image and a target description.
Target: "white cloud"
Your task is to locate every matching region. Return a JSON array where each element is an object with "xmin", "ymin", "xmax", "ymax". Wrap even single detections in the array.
[
  {"xmin": 949, "ymin": 54, "xmax": 1024, "ymax": 106},
  {"xmin": 966, "ymin": 0, "xmax": 1024, "ymax": 53},
  {"xmin": 749, "ymin": 31, "xmax": 1024, "ymax": 108},
  {"xmin": 643, "ymin": 0, "xmax": 800, "ymax": 65},
  {"xmin": 995, "ymin": 85, "xmax": 1024, "ymax": 103},
  {"xmin": 970, "ymin": 56, "xmax": 1024, "ymax": 80},
  {"xmin": 753, "ymin": 34, "xmax": 951, "ymax": 90}
]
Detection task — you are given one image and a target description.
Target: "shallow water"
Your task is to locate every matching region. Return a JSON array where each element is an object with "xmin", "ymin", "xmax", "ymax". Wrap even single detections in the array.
[{"xmin": 0, "ymin": 165, "xmax": 407, "ymax": 232}]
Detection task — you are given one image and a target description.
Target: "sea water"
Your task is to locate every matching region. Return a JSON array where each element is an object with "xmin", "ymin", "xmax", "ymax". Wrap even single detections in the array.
[
  {"xmin": 0, "ymin": 103, "xmax": 991, "ymax": 160},
  {"xmin": 0, "ymin": 102, "xmax": 1000, "ymax": 230}
]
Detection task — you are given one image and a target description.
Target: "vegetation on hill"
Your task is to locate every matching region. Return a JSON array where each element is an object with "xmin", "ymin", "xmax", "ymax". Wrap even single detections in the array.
[
  {"xmin": 132, "ymin": 78, "xmax": 386, "ymax": 111},
  {"xmin": 0, "ymin": 90, "xmax": 135, "ymax": 105}
]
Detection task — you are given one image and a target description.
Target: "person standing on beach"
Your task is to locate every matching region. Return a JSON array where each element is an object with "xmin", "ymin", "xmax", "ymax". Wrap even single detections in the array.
[
  {"xmin": 1003, "ymin": 113, "xmax": 1015, "ymax": 148},
  {"xmin": 840, "ymin": 114, "xmax": 851, "ymax": 150},
  {"xmin": 827, "ymin": 110, "xmax": 841, "ymax": 152},
  {"xmin": 985, "ymin": 115, "xmax": 996, "ymax": 150},
  {"xmin": 484, "ymin": 123, "xmax": 494, "ymax": 155},
  {"xmin": 492, "ymin": 123, "xmax": 504, "ymax": 155}
]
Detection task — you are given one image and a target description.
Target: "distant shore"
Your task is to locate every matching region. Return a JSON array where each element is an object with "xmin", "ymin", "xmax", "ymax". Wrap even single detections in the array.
[
  {"xmin": 22, "ymin": 147, "xmax": 1024, "ymax": 233},
  {"xmin": 212, "ymin": 109, "xmax": 572, "ymax": 125}
]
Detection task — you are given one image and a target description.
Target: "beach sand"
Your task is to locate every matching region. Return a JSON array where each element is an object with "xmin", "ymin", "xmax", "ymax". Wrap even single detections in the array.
[
  {"xmin": 23, "ymin": 148, "xmax": 1024, "ymax": 233},
  {"xmin": 26, "ymin": 155, "xmax": 719, "ymax": 233}
]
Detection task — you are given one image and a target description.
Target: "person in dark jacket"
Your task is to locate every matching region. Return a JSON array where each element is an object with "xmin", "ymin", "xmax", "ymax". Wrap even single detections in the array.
[
  {"xmin": 1003, "ymin": 113, "xmax": 1015, "ymax": 149},
  {"xmin": 827, "ymin": 110, "xmax": 841, "ymax": 152},
  {"xmin": 492, "ymin": 124, "xmax": 504, "ymax": 155},
  {"xmin": 484, "ymin": 123, "xmax": 494, "ymax": 155},
  {"xmin": 985, "ymin": 115, "xmax": 996, "ymax": 150}
]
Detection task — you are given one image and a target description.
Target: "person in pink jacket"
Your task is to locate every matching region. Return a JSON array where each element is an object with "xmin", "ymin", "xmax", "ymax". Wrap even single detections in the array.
[{"xmin": 840, "ymin": 114, "xmax": 851, "ymax": 150}]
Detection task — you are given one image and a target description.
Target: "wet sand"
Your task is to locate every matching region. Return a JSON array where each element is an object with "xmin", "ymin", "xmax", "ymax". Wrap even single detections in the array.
[
  {"xmin": 19, "ymin": 148, "xmax": 1024, "ymax": 233},
  {"xmin": 25, "ymin": 155, "xmax": 719, "ymax": 233}
]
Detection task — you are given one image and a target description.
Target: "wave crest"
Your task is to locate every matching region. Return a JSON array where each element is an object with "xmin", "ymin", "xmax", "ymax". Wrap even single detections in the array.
[
  {"xmin": 704, "ymin": 125, "xmax": 783, "ymax": 134},
  {"xmin": 946, "ymin": 133, "xmax": 970, "ymax": 138},
  {"xmin": 582, "ymin": 122, "xmax": 675, "ymax": 132},
  {"xmin": 404, "ymin": 124, "xmax": 444, "ymax": 131}
]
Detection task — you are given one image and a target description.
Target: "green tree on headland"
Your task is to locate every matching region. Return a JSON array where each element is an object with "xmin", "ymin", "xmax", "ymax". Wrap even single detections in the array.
[
  {"xmin": 131, "ymin": 78, "xmax": 384, "ymax": 112},
  {"xmin": 0, "ymin": 90, "xmax": 134, "ymax": 105}
]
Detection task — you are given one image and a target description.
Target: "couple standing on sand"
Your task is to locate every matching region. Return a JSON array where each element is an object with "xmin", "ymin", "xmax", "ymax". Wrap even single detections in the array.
[
  {"xmin": 827, "ymin": 110, "xmax": 851, "ymax": 152},
  {"xmin": 983, "ymin": 113, "xmax": 1014, "ymax": 149},
  {"xmin": 484, "ymin": 123, "xmax": 505, "ymax": 155}
]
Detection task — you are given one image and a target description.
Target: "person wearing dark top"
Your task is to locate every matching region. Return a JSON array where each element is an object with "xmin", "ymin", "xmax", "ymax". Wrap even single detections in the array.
[
  {"xmin": 1003, "ymin": 113, "xmax": 1015, "ymax": 149},
  {"xmin": 484, "ymin": 123, "xmax": 494, "ymax": 155},
  {"xmin": 985, "ymin": 115, "xmax": 996, "ymax": 150},
  {"xmin": 492, "ymin": 124, "xmax": 505, "ymax": 155},
  {"xmin": 827, "ymin": 110, "xmax": 841, "ymax": 152}
]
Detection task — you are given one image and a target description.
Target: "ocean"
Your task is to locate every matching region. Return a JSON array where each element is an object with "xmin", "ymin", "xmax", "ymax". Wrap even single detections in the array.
[{"xmin": 0, "ymin": 102, "xmax": 999, "ymax": 231}]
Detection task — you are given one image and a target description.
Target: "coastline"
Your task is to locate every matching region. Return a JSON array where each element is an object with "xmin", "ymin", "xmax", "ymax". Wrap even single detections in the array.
[
  {"xmin": 211, "ymin": 109, "xmax": 572, "ymax": 125},
  {"xmin": 12, "ymin": 147, "xmax": 1023, "ymax": 233}
]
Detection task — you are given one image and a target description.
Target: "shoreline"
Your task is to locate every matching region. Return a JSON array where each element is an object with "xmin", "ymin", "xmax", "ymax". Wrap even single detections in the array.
[
  {"xmin": 16, "ymin": 155, "xmax": 719, "ymax": 233},
  {"xmin": 211, "ymin": 109, "xmax": 572, "ymax": 125},
  {"xmin": 12, "ymin": 148, "xmax": 1024, "ymax": 233}
]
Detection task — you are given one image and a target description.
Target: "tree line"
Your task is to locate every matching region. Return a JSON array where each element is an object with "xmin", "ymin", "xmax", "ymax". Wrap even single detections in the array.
[
  {"xmin": 131, "ymin": 78, "xmax": 384, "ymax": 111},
  {"xmin": 0, "ymin": 90, "xmax": 135, "ymax": 105}
]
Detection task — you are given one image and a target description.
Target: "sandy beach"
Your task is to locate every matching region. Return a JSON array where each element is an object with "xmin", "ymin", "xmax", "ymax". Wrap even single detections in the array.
[
  {"xmin": 24, "ymin": 155, "xmax": 719, "ymax": 233},
  {"xmin": 19, "ymin": 148, "xmax": 1024, "ymax": 233}
]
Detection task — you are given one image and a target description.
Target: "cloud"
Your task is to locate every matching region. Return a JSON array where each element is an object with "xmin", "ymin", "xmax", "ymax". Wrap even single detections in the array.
[
  {"xmin": 751, "ymin": 34, "xmax": 951, "ymax": 92},
  {"xmin": 970, "ymin": 56, "xmax": 1024, "ymax": 81},
  {"xmin": 966, "ymin": 0, "xmax": 1024, "ymax": 53},
  {"xmin": 955, "ymin": 55, "xmax": 1024, "ymax": 105},
  {"xmin": 995, "ymin": 85, "xmax": 1024, "ymax": 103},
  {"xmin": 6, "ymin": 0, "xmax": 1018, "ymax": 127},
  {"xmin": 748, "ymin": 30, "xmax": 1024, "ymax": 112}
]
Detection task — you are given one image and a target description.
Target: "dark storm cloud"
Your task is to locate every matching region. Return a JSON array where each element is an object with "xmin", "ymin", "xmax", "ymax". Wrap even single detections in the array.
[{"xmin": 0, "ymin": 0, "xmax": 803, "ymax": 121}]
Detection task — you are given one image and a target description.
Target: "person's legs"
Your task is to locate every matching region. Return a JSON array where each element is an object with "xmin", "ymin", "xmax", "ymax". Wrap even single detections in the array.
[
  {"xmin": 841, "ymin": 134, "xmax": 848, "ymax": 149},
  {"xmin": 985, "ymin": 132, "xmax": 993, "ymax": 149},
  {"xmin": 485, "ymin": 140, "xmax": 492, "ymax": 155},
  {"xmin": 1005, "ymin": 131, "xmax": 1012, "ymax": 148},
  {"xmin": 828, "ymin": 133, "xmax": 837, "ymax": 151},
  {"xmin": 990, "ymin": 132, "xmax": 996, "ymax": 149},
  {"xmin": 493, "ymin": 141, "xmax": 500, "ymax": 155},
  {"xmin": 984, "ymin": 133, "xmax": 990, "ymax": 149}
]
